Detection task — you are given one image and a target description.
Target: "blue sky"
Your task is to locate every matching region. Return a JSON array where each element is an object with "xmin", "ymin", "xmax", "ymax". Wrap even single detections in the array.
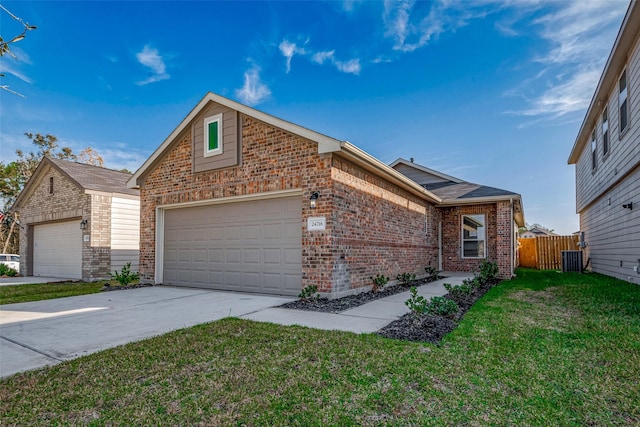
[{"xmin": 0, "ymin": 0, "xmax": 630, "ymax": 234}]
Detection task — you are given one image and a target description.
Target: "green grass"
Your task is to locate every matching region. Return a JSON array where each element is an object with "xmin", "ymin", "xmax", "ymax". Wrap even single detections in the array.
[
  {"xmin": 1, "ymin": 269, "xmax": 639, "ymax": 425},
  {"xmin": 0, "ymin": 282, "xmax": 106, "ymax": 304}
]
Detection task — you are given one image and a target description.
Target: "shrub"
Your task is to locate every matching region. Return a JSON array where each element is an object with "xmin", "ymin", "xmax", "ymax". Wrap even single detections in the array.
[
  {"xmin": 0, "ymin": 263, "xmax": 18, "ymax": 277},
  {"xmin": 478, "ymin": 260, "xmax": 500, "ymax": 283},
  {"xmin": 405, "ymin": 287, "xmax": 459, "ymax": 318},
  {"xmin": 370, "ymin": 274, "xmax": 389, "ymax": 292},
  {"xmin": 424, "ymin": 296, "xmax": 459, "ymax": 318},
  {"xmin": 405, "ymin": 286, "xmax": 428, "ymax": 315},
  {"xmin": 111, "ymin": 262, "xmax": 139, "ymax": 287},
  {"xmin": 298, "ymin": 285, "xmax": 320, "ymax": 301},
  {"xmin": 462, "ymin": 277, "xmax": 482, "ymax": 290},
  {"xmin": 444, "ymin": 282, "xmax": 474, "ymax": 299},
  {"xmin": 396, "ymin": 272, "xmax": 416, "ymax": 285},
  {"xmin": 424, "ymin": 265, "xmax": 441, "ymax": 281}
]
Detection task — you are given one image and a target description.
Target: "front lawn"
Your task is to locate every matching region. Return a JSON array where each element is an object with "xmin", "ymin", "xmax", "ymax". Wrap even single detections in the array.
[
  {"xmin": 1, "ymin": 269, "xmax": 638, "ymax": 425},
  {"xmin": 0, "ymin": 282, "xmax": 106, "ymax": 305}
]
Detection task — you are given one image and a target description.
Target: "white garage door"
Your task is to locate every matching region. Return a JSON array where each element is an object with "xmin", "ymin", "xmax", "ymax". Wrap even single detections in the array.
[
  {"xmin": 34, "ymin": 221, "xmax": 82, "ymax": 279},
  {"xmin": 163, "ymin": 196, "xmax": 302, "ymax": 296}
]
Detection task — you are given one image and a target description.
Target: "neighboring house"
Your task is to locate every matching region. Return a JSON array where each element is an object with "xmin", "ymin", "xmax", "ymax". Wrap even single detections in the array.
[
  {"xmin": 128, "ymin": 92, "xmax": 524, "ymax": 298},
  {"xmin": 568, "ymin": 0, "xmax": 640, "ymax": 284},
  {"xmin": 12, "ymin": 157, "xmax": 140, "ymax": 281},
  {"xmin": 520, "ymin": 226, "xmax": 558, "ymax": 239}
]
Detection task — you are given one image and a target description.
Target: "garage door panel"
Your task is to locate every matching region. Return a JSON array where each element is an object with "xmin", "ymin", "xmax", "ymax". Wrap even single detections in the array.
[
  {"xmin": 163, "ymin": 195, "xmax": 302, "ymax": 295},
  {"xmin": 34, "ymin": 221, "xmax": 82, "ymax": 279}
]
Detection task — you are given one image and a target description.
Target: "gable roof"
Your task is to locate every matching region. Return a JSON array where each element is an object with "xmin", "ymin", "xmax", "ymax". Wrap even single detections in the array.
[
  {"xmin": 391, "ymin": 158, "xmax": 525, "ymax": 226},
  {"xmin": 127, "ymin": 92, "xmax": 442, "ymax": 204},
  {"xmin": 568, "ymin": 0, "xmax": 640, "ymax": 164},
  {"xmin": 12, "ymin": 157, "xmax": 138, "ymax": 210}
]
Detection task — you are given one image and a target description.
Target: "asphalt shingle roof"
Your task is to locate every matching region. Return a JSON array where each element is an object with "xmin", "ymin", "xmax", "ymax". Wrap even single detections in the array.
[
  {"xmin": 49, "ymin": 158, "xmax": 139, "ymax": 197},
  {"xmin": 422, "ymin": 181, "xmax": 517, "ymax": 201}
]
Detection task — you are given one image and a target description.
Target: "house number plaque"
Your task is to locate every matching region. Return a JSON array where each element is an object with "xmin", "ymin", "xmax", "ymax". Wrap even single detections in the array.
[{"xmin": 307, "ymin": 216, "xmax": 326, "ymax": 231}]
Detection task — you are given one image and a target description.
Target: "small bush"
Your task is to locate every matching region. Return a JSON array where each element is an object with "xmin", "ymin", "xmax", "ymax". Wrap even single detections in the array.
[
  {"xmin": 462, "ymin": 277, "xmax": 482, "ymax": 290},
  {"xmin": 424, "ymin": 296, "xmax": 459, "ymax": 318},
  {"xmin": 424, "ymin": 266, "xmax": 441, "ymax": 281},
  {"xmin": 444, "ymin": 282, "xmax": 474, "ymax": 299},
  {"xmin": 405, "ymin": 287, "xmax": 459, "ymax": 318},
  {"xmin": 370, "ymin": 274, "xmax": 389, "ymax": 292},
  {"xmin": 111, "ymin": 262, "xmax": 139, "ymax": 287},
  {"xmin": 405, "ymin": 286, "xmax": 428, "ymax": 315},
  {"xmin": 0, "ymin": 263, "xmax": 18, "ymax": 277},
  {"xmin": 396, "ymin": 272, "xmax": 416, "ymax": 285},
  {"xmin": 478, "ymin": 260, "xmax": 500, "ymax": 282},
  {"xmin": 298, "ymin": 285, "xmax": 320, "ymax": 301}
]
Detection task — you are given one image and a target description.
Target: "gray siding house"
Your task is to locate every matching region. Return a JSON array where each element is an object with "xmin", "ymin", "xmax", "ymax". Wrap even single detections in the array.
[{"xmin": 568, "ymin": 0, "xmax": 640, "ymax": 283}]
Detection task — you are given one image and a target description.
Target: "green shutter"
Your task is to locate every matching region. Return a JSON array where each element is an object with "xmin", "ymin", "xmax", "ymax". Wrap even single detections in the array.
[{"xmin": 208, "ymin": 121, "xmax": 218, "ymax": 151}]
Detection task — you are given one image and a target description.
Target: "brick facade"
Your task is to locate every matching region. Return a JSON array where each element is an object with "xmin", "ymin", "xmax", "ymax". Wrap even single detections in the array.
[
  {"xmin": 137, "ymin": 99, "xmax": 519, "ymax": 296},
  {"xmin": 17, "ymin": 164, "xmax": 114, "ymax": 281},
  {"xmin": 439, "ymin": 202, "xmax": 513, "ymax": 278}
]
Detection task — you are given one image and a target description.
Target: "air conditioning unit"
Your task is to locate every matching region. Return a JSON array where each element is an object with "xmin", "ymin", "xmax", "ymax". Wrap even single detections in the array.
[{"xmin": 562, "ymin": 250, "xmax": 583, "ymax": 273}]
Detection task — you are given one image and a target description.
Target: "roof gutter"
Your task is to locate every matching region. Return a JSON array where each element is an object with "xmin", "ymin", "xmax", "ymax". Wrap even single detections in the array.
[{"xmin": 337, "ymin": 142, "xmax": 442, "ymax": 204}]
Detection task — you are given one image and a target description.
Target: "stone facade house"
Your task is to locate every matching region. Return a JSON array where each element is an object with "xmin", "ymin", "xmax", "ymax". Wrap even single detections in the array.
[
  {"xmin": 128, "ymin": 93, "xmax": 524, "ymax": 298},
  {"xmin": 13, "ymin": 157, "xmax": 140, "ymax": 281},
  {"xmin": 568, "ymin": 0, "xmax": 640, "ymax": 283}
]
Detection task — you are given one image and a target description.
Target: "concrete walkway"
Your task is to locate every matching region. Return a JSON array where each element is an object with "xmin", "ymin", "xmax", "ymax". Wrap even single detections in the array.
[
  {"xmin": 242, "ymin": 272, "xmax": 472, "ymax": 333},
  {"xmin": 0, "ymin": 272, "xmax": 472, "ymax": 378}
]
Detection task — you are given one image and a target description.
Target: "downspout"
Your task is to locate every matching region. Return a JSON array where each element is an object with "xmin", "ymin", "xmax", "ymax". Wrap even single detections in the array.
[{"xmin": 510, "ymin": 198, "xmax": 514, "ymax": 277}]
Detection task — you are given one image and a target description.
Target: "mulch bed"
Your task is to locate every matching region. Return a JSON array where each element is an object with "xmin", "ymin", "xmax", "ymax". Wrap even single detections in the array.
[
  {"xmin": 377, "ymin": 279, "xmax": 499, "ymax": 343},
  {"xmin": 101, "ymin": 283, "xmax": 153, "ymax": 292},
  {"xmin": 279, "ymin": 276, "xmax": 443, "ymax": 313},
  {"xmin": 281, "ymin": 274, "xmax": 501, "ymax": 344}
]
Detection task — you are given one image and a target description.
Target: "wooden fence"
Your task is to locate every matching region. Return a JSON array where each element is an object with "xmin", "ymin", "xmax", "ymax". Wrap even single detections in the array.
[{"xmin": 518, "ymin": 235, "xmax": 580, "ymax": 270}]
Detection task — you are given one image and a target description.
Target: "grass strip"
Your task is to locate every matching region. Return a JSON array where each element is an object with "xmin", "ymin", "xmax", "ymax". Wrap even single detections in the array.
[{"xmin": 1, "ymin": 269, "xmax": 638, "ymax": 425}]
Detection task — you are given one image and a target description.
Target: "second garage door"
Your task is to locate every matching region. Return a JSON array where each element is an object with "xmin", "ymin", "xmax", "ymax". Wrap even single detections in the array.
[
  {"xmin": 163, "ymin": 196, "xmax": 302, "ymax": 295},
  {"xmin": 34, "ymin": 220, "xmax": 83, "ymax": 279}
]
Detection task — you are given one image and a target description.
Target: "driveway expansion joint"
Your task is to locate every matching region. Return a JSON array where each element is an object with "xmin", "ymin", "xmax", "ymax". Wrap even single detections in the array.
[{"xmin": 1, "ymin": 335, "xmax": 63, "ymax": 362}]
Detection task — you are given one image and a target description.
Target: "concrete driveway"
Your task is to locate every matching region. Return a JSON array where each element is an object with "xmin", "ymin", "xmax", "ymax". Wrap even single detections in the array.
[{"xmin": 0, "ymin": 286, "xmax": 293, "ymax": 378}]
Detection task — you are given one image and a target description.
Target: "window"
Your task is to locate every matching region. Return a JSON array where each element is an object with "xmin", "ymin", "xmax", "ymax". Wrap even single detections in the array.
[
  {"xmin": 204, "ymin": 114, "xmax": 223, "ymax": 157},
  {"xmin": 602, "ymin": 107, "xmax": 609, "ymax": 156},
  {"xmin": 591, "ymin": 131, "xmax": 597, "ymax": 170},
  {"xmin": 462, "ymin": 214, "xmax": 486, "ymax": 258},
  {"xmin": 49, "ymin": 177, "xmax": 54, "ymax": 194},
  {"xmin": 619, "ymin": 70, "xmax": 628, "ymax": 133}
]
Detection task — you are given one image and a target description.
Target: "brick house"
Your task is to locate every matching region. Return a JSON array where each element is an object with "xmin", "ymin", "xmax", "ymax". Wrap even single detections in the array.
[
  {"xmin": 13, "ymin": 157, "xmax": 140, "ymax": 281},
  {"xmin": 128, "ymin": 93, "xmax": 524, "ymax": 298}
]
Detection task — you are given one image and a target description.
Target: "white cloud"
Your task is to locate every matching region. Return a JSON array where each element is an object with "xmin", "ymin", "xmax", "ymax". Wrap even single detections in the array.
[
  {"xmin": 235, "ymin": 66, "xmax": 271, "ymax": 106},
  {"xmin": 279, "ymin": 40, "xmax": 307, "ymax": 73},
  {"xmin": 0, "ymin": 61, "xmax": 32, "ymax": 83},
  {"xmin": 282, "ymin": 41, "xmax": 361, "ymax": 75},
  {"xmin": 135, "ymin": 45, "xmax": 170, "ymax": 85},
  {"xmin": 508, "ymin": 0, "xmax": 626, "ymax": 118}
]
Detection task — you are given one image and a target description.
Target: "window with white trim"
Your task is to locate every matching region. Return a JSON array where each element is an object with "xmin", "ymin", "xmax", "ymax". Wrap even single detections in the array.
[
  {"xmin": 462, "ymin": 214, "xmax": 486, "ymax": 258},
  {"xmin": 619, "ymin": 69, "xmax": 628, "ymax": 134},
  {"xmin": 204, "ymin": 114, "xmax": 223, "ymax": 157},
  {"xmin": 602, "ymin": 107, "xmax": 609, "ymax": 156},
  {"xmin": 591, "ymin": 130, "xmax": 597, "ymax": 170}
]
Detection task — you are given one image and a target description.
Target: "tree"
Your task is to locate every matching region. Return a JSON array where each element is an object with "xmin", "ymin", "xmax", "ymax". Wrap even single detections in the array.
[
  {"xmin": 78, "ymin": 147, "xmax": 104, "ymax": 167},
  {"xmin": 0, "ymin": 4, "xmax": 37, "ymax": 97}
]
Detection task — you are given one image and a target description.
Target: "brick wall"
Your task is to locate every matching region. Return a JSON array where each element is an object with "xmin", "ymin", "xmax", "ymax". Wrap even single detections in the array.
[
  {"xmin": 439, "ymin": 202, "xmax": 513, "ymax": 278},
  {"xmin": 139, "ymin": 114, "xmax": 333, "ymax": 288},
  {"xmin": 17, "ymin": 165, "xmax": 113, "ymax": 280},
  {"xmin": 330, "ymin": 157, "xmax": 439, "ymax": 295}
]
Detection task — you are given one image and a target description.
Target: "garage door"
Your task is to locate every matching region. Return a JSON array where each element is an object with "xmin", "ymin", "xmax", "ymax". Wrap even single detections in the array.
[
  {"xmin": 34, "ymin": 221, "xmax": 82, "ymax": 279},
  {"xmin": 163, "ymin": 196, "xmax": 302, "ymax": 295}
]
